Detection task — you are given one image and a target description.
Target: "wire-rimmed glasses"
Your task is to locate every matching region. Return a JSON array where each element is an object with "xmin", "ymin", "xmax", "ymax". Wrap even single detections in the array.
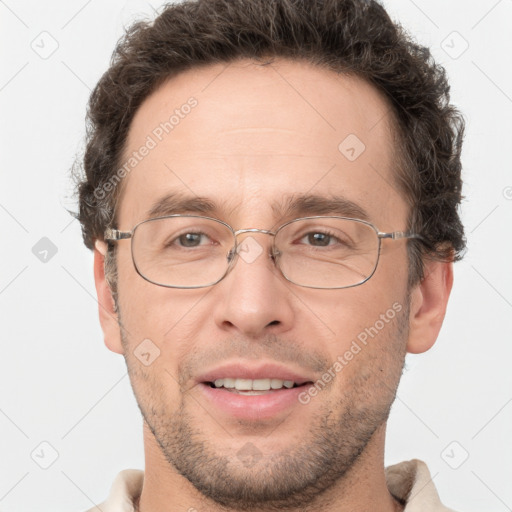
[{"xmin": 104, "ymin": 215, "xmax": 423, "ymax": 289}]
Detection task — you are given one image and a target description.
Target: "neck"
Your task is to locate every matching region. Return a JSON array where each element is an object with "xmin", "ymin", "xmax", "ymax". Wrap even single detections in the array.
[{"xmin": 136, "ymin": 421, "xmax": 403, "ymax": 512}]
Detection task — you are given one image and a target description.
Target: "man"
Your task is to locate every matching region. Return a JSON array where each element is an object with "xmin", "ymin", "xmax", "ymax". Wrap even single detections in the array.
[{"xmin": 75, "ymin": 0, "xmax": 465, "ymax": 510}]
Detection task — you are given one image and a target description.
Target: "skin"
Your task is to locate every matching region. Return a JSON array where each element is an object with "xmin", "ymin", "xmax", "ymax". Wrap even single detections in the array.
[{"xmin": 94, "ymin": 58, "xmax": 453, "ymax": 512}]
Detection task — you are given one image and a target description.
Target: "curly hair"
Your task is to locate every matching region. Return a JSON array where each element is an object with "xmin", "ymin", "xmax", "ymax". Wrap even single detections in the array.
[{"xmin": 74, "ymin": 0, "xmax": 466, "ymax": 293}]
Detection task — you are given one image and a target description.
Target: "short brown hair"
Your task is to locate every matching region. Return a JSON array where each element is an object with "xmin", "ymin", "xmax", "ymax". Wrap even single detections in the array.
[{"xmin": 74, "ymin": 0, "xmax": 466, "ymax": 290}]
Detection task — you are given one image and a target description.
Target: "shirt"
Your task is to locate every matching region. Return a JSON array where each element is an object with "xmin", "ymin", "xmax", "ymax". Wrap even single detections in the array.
[{"xmin": 84, "ymin": 459, "xmax": 458, "ymax": 511}]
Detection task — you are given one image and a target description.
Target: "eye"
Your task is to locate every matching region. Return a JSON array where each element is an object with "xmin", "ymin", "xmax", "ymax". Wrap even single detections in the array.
[
  {"xmin": 167, "ymin": 231, "xmax": 212, "ymax": 248},
  {"xmin": 299, "ymin": 231, "xmax": 344, "ymax": 247}
]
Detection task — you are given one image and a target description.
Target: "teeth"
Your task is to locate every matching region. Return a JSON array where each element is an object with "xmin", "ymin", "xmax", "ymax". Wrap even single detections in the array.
[
  {"xmin": 212, "ymin": 378, "xmax": 297, "ymax": 390},
  {"xmin": 235, "ymin": 378, "xmax": 255, "ymax": 390},
  {"xmin": 222, "ymin": 378, "xmax": 236, "ymax": 388}
]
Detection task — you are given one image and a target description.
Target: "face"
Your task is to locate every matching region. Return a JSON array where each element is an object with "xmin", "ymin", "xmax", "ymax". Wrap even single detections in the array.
[{"xmin": 111, "ymin": 59, "xmax": 413, "ymax": 509}]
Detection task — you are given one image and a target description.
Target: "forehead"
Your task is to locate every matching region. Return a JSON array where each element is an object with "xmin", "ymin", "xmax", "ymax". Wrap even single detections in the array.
[{"xmin": 117, "ymin": 58, "xmax": 407, "ymax": 230}]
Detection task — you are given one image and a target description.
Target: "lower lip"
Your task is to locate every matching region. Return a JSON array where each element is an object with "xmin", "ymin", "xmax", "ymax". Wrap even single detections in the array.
[{"xmin": 198, "ymin": 383, "xmax": 309, "ymax": 420}]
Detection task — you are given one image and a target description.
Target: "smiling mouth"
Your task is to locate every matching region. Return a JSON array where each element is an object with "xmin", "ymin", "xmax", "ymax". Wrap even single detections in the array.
[{"xmin": 204, "ymin": 378, "xmax": 312, "ymax": 394}]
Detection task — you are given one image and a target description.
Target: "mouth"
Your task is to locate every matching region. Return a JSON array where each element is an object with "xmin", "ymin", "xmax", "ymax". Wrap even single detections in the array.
[
  {"xmin": 204, "ymin": 378, "xmax": 310, "ymax": 395},
  {"xmin": 195, "ymin": 363, "xmax": 315, "ymax": 420}
]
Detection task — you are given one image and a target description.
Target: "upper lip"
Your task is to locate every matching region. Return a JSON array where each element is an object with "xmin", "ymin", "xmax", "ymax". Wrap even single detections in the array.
[{"xmin": 197, "ymin": 362, "xmax": 314, "ymax": 386}]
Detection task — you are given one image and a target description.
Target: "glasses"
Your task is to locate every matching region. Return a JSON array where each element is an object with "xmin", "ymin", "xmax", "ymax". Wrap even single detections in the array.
[{"xmin": 104, "ymin": 215, "xmax": 422, "ymax": 289}]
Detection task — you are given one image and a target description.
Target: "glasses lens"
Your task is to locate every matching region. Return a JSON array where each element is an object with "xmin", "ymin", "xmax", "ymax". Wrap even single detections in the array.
[
  {"xmin": 132, "ymin": 216, "xmax": 234, "ymax": 287},
  {"xmin": 275, "ymin": 217, "xmax": 379, "ymax": 288},
  {"xmin": 130, "ymin": 216, "xmax": 379, "ymax": 289}
]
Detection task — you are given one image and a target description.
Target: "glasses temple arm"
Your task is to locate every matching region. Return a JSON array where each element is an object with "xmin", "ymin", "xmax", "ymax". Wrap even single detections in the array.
[
  {"xmin": 104, "ymin": 228, "xmax": 132, "ymax": 241},
  {"xmin": 378, "ymin": 231, "xmax": 424, "ymax": 240}
]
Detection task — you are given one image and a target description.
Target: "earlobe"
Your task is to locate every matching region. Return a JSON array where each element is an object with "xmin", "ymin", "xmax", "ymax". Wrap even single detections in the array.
[
  {"xmin": 93, "ymin": 243, "xmax": 124, "ymax": 355},
  {"xmin": 406, "ymin": 259, "xmax": 454, "ymax": 354}
]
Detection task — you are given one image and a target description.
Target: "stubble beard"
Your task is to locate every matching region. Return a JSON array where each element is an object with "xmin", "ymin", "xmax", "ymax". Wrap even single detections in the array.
[{"xmin": 120, "ymin": 300, "xmax": 409, "ymax": 511}]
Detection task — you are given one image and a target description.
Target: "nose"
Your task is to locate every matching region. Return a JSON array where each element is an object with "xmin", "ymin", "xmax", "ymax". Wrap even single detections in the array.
[{"xmin": 212, "ymin": 232, "xmax": 295, "ymax": 338}]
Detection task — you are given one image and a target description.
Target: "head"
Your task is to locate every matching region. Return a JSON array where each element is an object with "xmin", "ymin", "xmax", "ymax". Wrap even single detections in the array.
[{"xmin": 75, "ymin": 0, "xmax": 465, "ymax": 509}]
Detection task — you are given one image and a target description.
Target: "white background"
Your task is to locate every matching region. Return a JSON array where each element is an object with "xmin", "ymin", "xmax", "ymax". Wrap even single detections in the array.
[{"xmin": 1, "ymin": 0, "xmax": 511, "ymax": 510}]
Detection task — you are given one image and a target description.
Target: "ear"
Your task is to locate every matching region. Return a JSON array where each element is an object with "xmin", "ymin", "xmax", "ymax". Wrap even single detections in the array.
[
  {"xmin": 407, "ymin": 258, "xmax": 454, "ymax": 354},
  {"xmin": 93, "ymin": 241, "xmax": 124, "ymax": 355}
]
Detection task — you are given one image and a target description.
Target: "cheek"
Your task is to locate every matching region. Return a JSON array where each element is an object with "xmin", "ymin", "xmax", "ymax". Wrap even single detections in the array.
[
  {"xmin": 116, "ymin": 251, "xmax": 208, "ymax": 370},
  {"xmin": 116, "ymin": 246, "xmax": 174, "ymax": 330},
  {"xmin": 302, "ymin": 259, "xmax": 409, "ymax": 385},
  {"xmin": 123, "ymin": 352, "xmax": 183, "ymax": 423},
  {"xmin": 296, "ymin": 259, "xmax": 408, "ymax": 347},
  {"xmin": 326, "ymin": 301, "xmax": 407, "ymax": 404},
  {"xmin": 119, "ymin": 287, "xmax": 205, "ymax": 347}
]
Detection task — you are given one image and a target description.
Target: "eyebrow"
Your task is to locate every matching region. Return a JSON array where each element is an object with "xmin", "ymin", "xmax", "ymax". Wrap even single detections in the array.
[
  {"xmin": 146, "ymin": 191, "xmax": 371, "ymax": 224},
  {"xmin": 275, "ymin": 193, "xmax": 370, "ymax": 222}
]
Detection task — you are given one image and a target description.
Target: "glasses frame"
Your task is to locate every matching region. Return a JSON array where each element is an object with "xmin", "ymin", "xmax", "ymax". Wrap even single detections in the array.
[{"xmin": 104, "ymin": 214, "xmax": 424, "ymax": 290}]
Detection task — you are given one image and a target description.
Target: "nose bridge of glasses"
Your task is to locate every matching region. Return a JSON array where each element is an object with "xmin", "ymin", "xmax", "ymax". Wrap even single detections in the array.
[
  {"xmin": 233, "ymin": 228, "xmax": 277, "ymax": 250},
  {"xmin": 227, "ymin": 228, "xmax": 278, "ymax": 262},
  {"xmin": 233, "ymin": 228, "xmax": 276, "ymax": 237}
]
